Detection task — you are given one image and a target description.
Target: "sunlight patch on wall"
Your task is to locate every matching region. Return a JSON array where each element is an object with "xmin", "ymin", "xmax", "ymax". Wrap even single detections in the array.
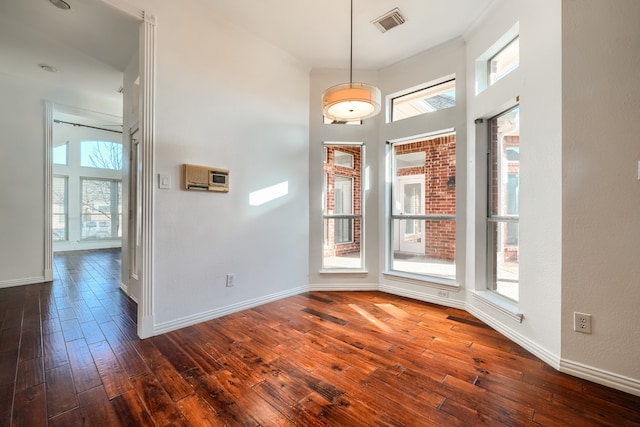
[{"xmin": 249, "ymin": 181, "xmax": 289, "ymax": 206}]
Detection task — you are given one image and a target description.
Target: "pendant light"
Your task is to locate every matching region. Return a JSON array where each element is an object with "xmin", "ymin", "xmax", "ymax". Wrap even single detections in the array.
[{"xmin": 321, "ymin": 0, "xmax": 381, "ymax": 122}]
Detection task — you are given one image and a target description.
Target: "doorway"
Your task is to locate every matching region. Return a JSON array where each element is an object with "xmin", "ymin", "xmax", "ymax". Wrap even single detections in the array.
[
  {"xmin": 43, "ymin": 0, "xmax": 156, "ymax": 338},
  {"xmin": 393, "ymin": 175, "xmax": 426, "ymax": 255}
]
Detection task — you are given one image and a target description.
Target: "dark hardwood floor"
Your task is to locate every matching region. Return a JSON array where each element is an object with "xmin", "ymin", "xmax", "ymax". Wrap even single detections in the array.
[{"xmin": 1, "ymin": 249, "xmax": 639, "ymax": 426}]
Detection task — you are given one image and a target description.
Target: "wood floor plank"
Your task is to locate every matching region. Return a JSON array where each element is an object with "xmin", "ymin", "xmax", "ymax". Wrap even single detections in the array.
[
  {"xmin": 12, "ymin": 383, "xmax": 47, "ymax": 427},
  {"xmin": 15, "ymin": 357, "xmax": 44, "ymax": 391},
  {"xmin": 175, "ymin": 394, "xmax": 221, "ymax": 427},
  {"xmin": 77, "ymin": 385, "xmax": 120, "ymax": 426},
  {"xmin": 110, "ymin": 389, "xmax": 155, "ymax": 427},
  {"xmin": 78, "ymin": 320, "xmax": 106, "ymax": 345},
  {"xmin": 129, "ymin": 371, "xmax": 191, "ymax": 427},
  {"xmin": 88, "ymin": 340, "xmax": 133, "ymax": 399},
  {"xmin": 65, "ymin": 338, "xmax": 102, "ymax": 393},
  {"xmin": 47, "ymin": 407, "xmax": 84, "ymax": 427},
  {"xmin": 43, "ymin": 331, "xmax": 69, "ymax": 371},
  {"xmin": 131, "ymin": 339, "xmax": 193, "ymax": 401},
  {"xmin": 45, "ymin": 364, "xmax": 78, "ymax": 418},
  {"xmin": 182, "ymin": 368, "xmax": 261, "ymax": 426}
]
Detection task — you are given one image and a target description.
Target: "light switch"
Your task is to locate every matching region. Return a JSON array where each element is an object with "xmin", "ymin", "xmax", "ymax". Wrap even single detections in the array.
[{"xmin": 158, "ymin": 173, "xmax": 171, "ymax": 189}]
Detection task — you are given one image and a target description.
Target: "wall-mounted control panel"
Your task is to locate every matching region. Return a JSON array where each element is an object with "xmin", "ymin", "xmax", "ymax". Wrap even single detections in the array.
[{"xmin": 183, "ymin": 164, "xmax": 229, "ymax": 192}]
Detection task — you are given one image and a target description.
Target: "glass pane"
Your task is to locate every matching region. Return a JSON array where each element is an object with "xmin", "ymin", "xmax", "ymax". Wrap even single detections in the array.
[
  {"xmin": 392, "ymin": 79, "xmax": 456, "ymax": 122},
  {"xmin": 490, "ymin": 108, "xmax": 520, "ymax": 217},
  {"xmin": 53, "ymin": 142, "xmax": 68, "ymax": 165},
  {"xmin": 392, "ymin": 219, "xmax": 456, "ymax": 279},
  {"xmin": 393, "ymin": 135, "xmax": 456, "ymax": 216},
  {"xmin": 489, "ymin": 37, "xmax": 519, "ymax": 85},
  {"xmin": 334, "ymin": 150, "xmax": 354, "ymax": 168},
  {"xmin": 323, "ymin": 144, "xmax": 362, "ymax": 270},
  {"xmin": 488, "ymin": 107, "xmax": 520, "ymax": 300},
  {"xmin": 323, "ymin": 217, "xmax": 362, "ymax": 269},
  {"xmin": 489, "ymin": 221, "xmax": 519, "ymax": 301},
  {"xmin": 81, "ymin": 179, "xmax": 122, "ymax": 239},
  {"xmin": 80, "ymin": 140, "xmax": 123, "ymax": 170},
  {"xmin": 52, "ymin": 176, "xmax": 67, "ymax": 240}
]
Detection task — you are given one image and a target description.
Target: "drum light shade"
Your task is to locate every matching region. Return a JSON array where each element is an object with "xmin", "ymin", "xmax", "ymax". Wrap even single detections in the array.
[
  {"xmin": 321, "ymin": 0, "xmax": 381, "ymax": 122},
  {"xmin": 322, "ymin": 82, "xmax": 381, "ymax": 121}
]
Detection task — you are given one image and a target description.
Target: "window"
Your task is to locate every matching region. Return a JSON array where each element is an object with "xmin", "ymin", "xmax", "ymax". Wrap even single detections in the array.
[
  {"xmin": 389, "ymin": 133, "xmax": 456, "ymax": 281},
  {"xmin": 53, "ymin": 142, "xmax": 68, "ymax": 165},
  {"xmin": 475, "ymin": 23, "xmax": 519, "ymax": 94},
  {"xmin": 391, "ymin": 78, "xmax": 456, "ymax": 122},
  {"xmin": 334, "ymin": 150, "xmax": 354, "ymax": 168},
  {"xmin": 81, "ymin": 178, "xmax": 122, "ymax": 240},
  {"xmin": 488, "ymin": 107, "xmax": 520, "ymax": 301},
  {"xmin": 80, "ymin": 141, "xmax": 123, "ymax": 170},
  {"xmin": 322, "ymin": 143, "xmax": 363, "ymax": 270},
  {"xmin": 52, "ymin": 175, "xmax": 68, "ymax": 240},
  {"xmin": 489, "ymin": 37, "xmax": 519, "ymax": 85},
  {"xmin": 323, "ymin": 116, "xmax": 362, "ymax": 125}
]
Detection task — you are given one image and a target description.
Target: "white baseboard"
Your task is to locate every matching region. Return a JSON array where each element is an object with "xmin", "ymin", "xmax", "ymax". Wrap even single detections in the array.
[
  {"xmin": 560, "ymin": 358, "xmax": 640, "ymax": 397},
  {"xmin": 466, "ymin": 304, "xmax": 561, "ymax": 369},
  {"xmin": 309, "ymin": 283, "xmax": 379, "ymax": 291},
  {"xmin": 0, "ymin": 276, "xmax": 46, "ymax": 289},
  {"xmin": 379, "ymin": 284, "xmax": 467, "ymax": 310},
  {"xmin": 153, "ymin": 285, "xmax": 309, "ymax": 336}
]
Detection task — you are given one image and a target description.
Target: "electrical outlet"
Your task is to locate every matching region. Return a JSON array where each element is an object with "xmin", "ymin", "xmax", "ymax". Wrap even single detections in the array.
[
  {"xmin": 437, "ymin": 290, "xmax": 449, "ymax": 298},
  {"xmin": 225, "ymin": 274, "xmax": 235, "ymax": 287},
  {"xmin": 574, "ymin": 312, "xmax": 592, "ymax": 334}
]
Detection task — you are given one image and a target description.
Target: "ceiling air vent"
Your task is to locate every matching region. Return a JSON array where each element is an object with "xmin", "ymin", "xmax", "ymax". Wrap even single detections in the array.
[{"xmin": 371, "ymin": 8, "xmax": 406, "ymax": 33}]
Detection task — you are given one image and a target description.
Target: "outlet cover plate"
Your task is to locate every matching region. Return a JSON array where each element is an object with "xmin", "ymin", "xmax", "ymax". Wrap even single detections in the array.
[{"xmin": 574, "ymin": 312, "xmax": 592, "ymax": 334}]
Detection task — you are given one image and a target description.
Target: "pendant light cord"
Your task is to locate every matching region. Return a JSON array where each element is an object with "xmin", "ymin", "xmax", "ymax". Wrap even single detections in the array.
[{"xmin": 349, "ymin": 0, "xmax": 353, "ymax": 87}]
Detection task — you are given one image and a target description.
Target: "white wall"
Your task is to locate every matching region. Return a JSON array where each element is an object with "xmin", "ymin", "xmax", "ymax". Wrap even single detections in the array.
[
  {"xmin": 561, "ymin": 0, "xmax": 640, "ymax": 388},
  {"xmin": 464, "ymin": 0, "xmax": 563, "ymax": 361},
  {"xmin": 0, "ymin": 73, "xmax": 122, "ymax": 288},
  {"xmin": 131, "ymin": 0, "xmax": 311, "ymax": 329}
]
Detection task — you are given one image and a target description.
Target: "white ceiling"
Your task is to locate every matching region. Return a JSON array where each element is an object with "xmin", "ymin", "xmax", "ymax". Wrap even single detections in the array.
[
  {"xmin": 0, "ymin": 0, "xmax": 493, "ymax": 113},
  {"xmin": 212, "ymin": 0, "xmax": 493, "ymax": 70}
]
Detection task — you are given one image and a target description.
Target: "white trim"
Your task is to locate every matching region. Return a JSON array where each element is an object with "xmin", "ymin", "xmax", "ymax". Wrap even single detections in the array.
[
  {"xmin": 309, "ymin": 283, "xmax": 378, "ymax": 291},
  {"xmin": 560, "ymin": 359, "xmax": 640, "ymax": 397},
  {"xmin": 119, "ymin": 282, "xmax": 138, "ymax": 303},
  {"xmin": 153, "ymin": 286, "xmax": 308, "ymax": 335},
  {"xmin": 471, "ymin": 290, "xmax": 523, "ymax": 323},
  {"xmin": 382, "ymin": 272, "xmax": 459, "ymax": 289},
  {"xmin": 44, "ymin": 101, "xmax": 53, "ymax": 283},
  {"xmin": 137, "ymin": 12, "xmax": 156, "ymax": 339},
  {"xmin": 318, "ymin": 270, "xmax": 369, "ymax": 277},
  {"xmin": 466, "ymin": 303, "xmax": 559, "ymax": 369},
  {"xmin": 386, "ymin": 128, "xmax": 456, "ymax": 145},
  {"xmin": 0, "ymin": 276, "xmax": 46, "ymax": 289},
  {"xmin": 379, "ymin": 284, "xmax": 466, "ymax": 310}
]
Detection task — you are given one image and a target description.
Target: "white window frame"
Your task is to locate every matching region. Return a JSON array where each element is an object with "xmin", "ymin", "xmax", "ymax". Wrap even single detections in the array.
[
  {"xmin": 487, "ymin": 106, "xmax": 520, "ymax": 302},
  {"xmin": 475, "ymin": 22, "xmax": 520, "ymax": 95},
  {"xmin": 321, "ymin": 142, "xmax": 365, "ymax": 272},
  {"xmin": 385, "ymin": 130, "xmax": 458, "ymax": 286},
  {"xmin": 387, "ymin": 74, "xmax": 456, "ymax": 123}
]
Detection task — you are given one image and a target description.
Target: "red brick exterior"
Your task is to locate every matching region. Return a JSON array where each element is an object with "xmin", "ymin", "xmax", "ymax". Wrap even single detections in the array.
[
  {"xmin": 394, "ymin": 135, "xmax": 456, "ymax": 261},
  {"xmin": 323, "ymin": 145, "xmax": 361, "ymax": 257}
]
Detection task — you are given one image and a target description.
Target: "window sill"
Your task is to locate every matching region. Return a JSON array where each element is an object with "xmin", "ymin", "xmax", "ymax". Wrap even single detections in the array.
[
  {"xmin": 471, "ymin": 290, "xmax": 523, "ymax": 323},
  {"xmin": 319, "ymin": 269, "xmax": 368, "ymax": 278},
  {"xmin": 382, "ymin": 271, "xmax": 459, "ymax": 289}
]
